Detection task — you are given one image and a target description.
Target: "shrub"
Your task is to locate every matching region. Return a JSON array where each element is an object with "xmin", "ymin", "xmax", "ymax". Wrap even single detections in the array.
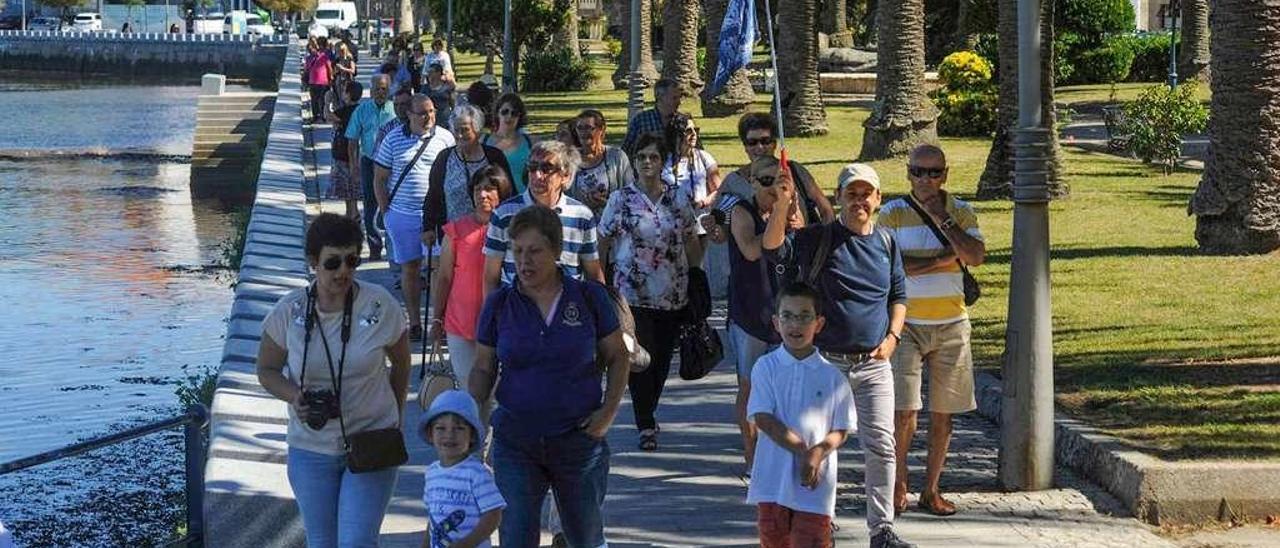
[
  {"xmin": 1055, "ymin": 31, "xmax": 1082, "ymax": 85},
  {"xmin": 930, "ymin": 51, "xmax": 997, "ymax": 137},
  {"xmin": 521, "ymin": 47, "xmax": 597, "ymax": 92},
  {"xmin": 1058, "ymin": 0, "xmax": 1136, "ymax": 42},
  {"xmin": 1119, "ymin": 83, "xmax": 1208, "ymax": 172},
  {"xmin": 1073, "ymin": 39, "xmax": 1134, "ymax": 86},
  {"xmin": 697, "ymin": 46, "xmax": 707, "ymax": 78},
  {"xmin": 175, "ymin": 365, "xmax": 218, "ymax": 410},
  {"xmin": 973, "ymin": 33, "xmax": 999, "ymax": 76},
  {"xmin": 1117, "ymin": 32, "xmax": 1172, "ymax": 82},
  {"xmin": 604, "ymin": 35, "xmax": 623, "ymax": 62}
]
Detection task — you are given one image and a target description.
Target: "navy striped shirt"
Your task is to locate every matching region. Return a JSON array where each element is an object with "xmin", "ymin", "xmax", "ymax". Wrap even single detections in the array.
[{"xmin": 483, "ymin": 191, "xmax": 599, "ymax": 285}]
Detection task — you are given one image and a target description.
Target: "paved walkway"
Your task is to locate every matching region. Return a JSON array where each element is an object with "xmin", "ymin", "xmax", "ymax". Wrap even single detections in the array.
[{"xmin": 298, "ymin": 63, "xmax": 1176, "ymax": 547}]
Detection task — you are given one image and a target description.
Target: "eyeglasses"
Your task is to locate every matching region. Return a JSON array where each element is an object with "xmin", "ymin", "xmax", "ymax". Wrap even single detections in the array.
[
  {"xmin": 908, "ymin": 166, "xmax": 946, "ymax": 179},
  {"xmin": 575, "ymin": 124, "xmax": 599, "ymax": 133},
  {"xmin": 744, "ymin": 136, "xmax": 776, "ymax": 147},
  {"xmin": 778, "ymin": 312, "xmax": 817, "ymax": 325},
  {"xmin": 499, "ymin": 108, "xmax": 519, "ymax": 116},
  {"xmin": 527, "ymin": 161, "xmax": 562, "ymax": 175},
  {"xmin": 755, "ymin": 175, "xmax": 777, "ymax": 188},
  {"xmin": 322, "ymin": 254, "xmax": 361, "ymax": 270}
]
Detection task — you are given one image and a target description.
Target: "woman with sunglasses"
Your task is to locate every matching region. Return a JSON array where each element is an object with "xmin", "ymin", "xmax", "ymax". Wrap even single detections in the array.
[
  {"xmin": 598, "ymin": 133, "xmax": 704, "ymax": 452},
  {"xmin": 662, "ymin": 113, "xmax": 721, "ymax": 211},
  {"xmin": 482, "ymin": 93, "xmax": 535, "ymax": 194},
  {"xmin": 256, "ymin": 213, "xmax": 412, "ymax": 548},
  {"xmin": 569, "ymin": 109, "xmax": 633, "ymax": 216}
]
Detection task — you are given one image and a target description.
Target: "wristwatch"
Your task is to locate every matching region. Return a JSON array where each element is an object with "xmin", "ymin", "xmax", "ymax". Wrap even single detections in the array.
[{"xmin": 939, "ymin": 216, "xmax": 958, "ymax": 231}]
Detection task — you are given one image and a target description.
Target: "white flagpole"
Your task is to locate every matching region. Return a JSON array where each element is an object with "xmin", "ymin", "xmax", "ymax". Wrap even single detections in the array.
[{"xmin": 761, "ymin": 0, "xmax": 785, "ymax": 149}]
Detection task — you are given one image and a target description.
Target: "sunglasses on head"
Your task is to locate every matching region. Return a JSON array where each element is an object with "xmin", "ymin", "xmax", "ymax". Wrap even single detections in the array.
[
  {"xmin": 908, "ymin": 166, "xmax": 946, "ymax": 179},
  {"xmin": 322, "ymin": 254, "xmax": 361, "ymax": 270},
  {"xmin": 745, "ymin": 136, "xmax": 776, "ymax": 147},
  {"xmin": 755, "ymin": 174, "xmax": 777, "ymax": 187}
]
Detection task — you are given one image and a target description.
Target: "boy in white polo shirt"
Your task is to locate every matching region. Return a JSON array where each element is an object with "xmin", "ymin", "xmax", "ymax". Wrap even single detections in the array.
[{"xmin": 747, "ymin": 282, "xmax": 857, "ymax": 547}]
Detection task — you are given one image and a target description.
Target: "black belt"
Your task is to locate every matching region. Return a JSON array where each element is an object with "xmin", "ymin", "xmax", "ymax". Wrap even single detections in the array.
[{"xmin": 822, "ymin": 349, "xmax": 877, "ymax": 367}]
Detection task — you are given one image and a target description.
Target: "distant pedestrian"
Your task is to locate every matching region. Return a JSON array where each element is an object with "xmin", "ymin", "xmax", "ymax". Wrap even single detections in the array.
[
  {"xmin": 483, "ymin": 93, "xmax": 534, "ymax": 193},
  {"xmin": 569, "ymin": 109, "xmax": 632, "ymax": 216},
  {"xmin": 327, "ymin": 81, "xmax": 364, "ymax": 220},
  {"xmin": 425, "ymin": 38, "xmax": 453, "ymax": 75},
  {"xmin": 344, "ymin": 74, "xmax": 397, "ymax": 260},
  {"xmin": 256, "ymin": 213, "xmax": 412, "ymax": 548},
  {"xmin": 169, "ymin": 23, "xmax": 181, "ymax": 33},
  {"xmin": 305, "ymin": 41, "xmax": 333, "ymax": 121},
  {"xmin": 417, "ymin": 390, "xmax": 505, "ymax": 548},
  {"xmin": 879, "ymin": 144, "xmax": 986, "ymax": 517},
  {"xmin": 331, "ymin": 42, "xmax": 356, "ymax": 99},
  {"xmin": 621, "ymin": 79, "xmax": 681, "ymax": 156},
  {"xmin": 121, "ymin": 21, "xmax": 133, "ymax": 33},
  {"xmin": 554, "ymin": 118, "xmax": 580, "ymax": 150},
  {"xmin": 424, "ymin": 63, "xmax": 456, "ymax": 129},
  {"xmin": 748, "ymin": 283, "xmax": 856, "ymax": 548}
]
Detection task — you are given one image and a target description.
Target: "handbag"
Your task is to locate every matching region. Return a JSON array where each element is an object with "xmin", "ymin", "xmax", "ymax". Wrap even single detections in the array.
[
  {"xmin": 685, "ymin": 267, "xmax": 712, "ymax": 322},
  {"xmin": 416, "ymin": 340, "xmax": 456, "ymax": 412},
  {"xmin": 375, "ymin": 129, "xmax": 436, "ymax": 231},
  {"xmin": 678, "ymin": 319, "xmax": 724, "ymax": 381},
  {"xmin": 904, "ymin": 195, "xmax": 981, "ymax": 306},
  {"xmin": 585, "ymin": 283, "xmax": 652, "ymax": 373},
  {"xmin": 301, "ymin": 286, "xmax": 408, "ymax": 474}
]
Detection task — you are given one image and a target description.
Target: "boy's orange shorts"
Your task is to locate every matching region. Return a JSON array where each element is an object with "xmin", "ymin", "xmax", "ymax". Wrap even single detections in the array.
[{"xmin": 757, "ymin": 502, "xmax": 833, "ymax": 548}]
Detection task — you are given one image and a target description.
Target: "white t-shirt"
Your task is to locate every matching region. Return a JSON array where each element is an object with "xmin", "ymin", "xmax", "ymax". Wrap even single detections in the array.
[
  {"xmin": 662, "ymin": 149, "xmax": 717, "ymax": 203},
  {"xmin": 262, "ymin": 280, "xmax": 408, "ymax": 456},
  {"xmin": 422, "ymin": 455, "xmax": 506, "ymax": 547},
  {"xmin": 746, "ymin": 347, "xmax": 856, "ymax": 516}
]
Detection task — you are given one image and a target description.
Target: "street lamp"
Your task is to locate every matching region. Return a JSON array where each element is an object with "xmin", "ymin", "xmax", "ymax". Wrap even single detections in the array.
[
  {"xmin": 502, "ymin": 0, "xmax": 513, "ymax": 92},
  {"xmin": 1167, "ymin": 0, "xmax": 1180, "ymax": 89}
]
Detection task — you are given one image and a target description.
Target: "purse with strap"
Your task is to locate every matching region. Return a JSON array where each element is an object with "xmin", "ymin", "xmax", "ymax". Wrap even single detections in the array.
[
  {"xmin": 375, "ymin": 128, "xmax": 436, "ymax": 230},
  {"xmin": 416, "ymin": 340, "xmax": 457, "ymax": 411},
  {"xmin": 301, "ymin": 286, "xmax": 408, "ymax": 474},
  {"xmin": 903, "ymin": 195, "xmax": 980, "ymax": 306},
  {"xmin": 583, "ymin": 282, "xmax": 652, "ymax": 374}
]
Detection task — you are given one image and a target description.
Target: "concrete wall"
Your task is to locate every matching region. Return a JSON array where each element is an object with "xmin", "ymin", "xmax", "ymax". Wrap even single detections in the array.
[
  {"xmin": 191, "ymin": 85, "xmax": 277, "ymax": 202},
  {"xmin": 0, "ymin": 31, "xmax": 287, "ymax": 89},
  {"xmin": 203, "ymin": 43, "xmax": 307, "ymax": 548}
]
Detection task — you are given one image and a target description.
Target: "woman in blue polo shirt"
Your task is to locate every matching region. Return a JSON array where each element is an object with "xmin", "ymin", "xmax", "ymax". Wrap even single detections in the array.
[{"xmin": 468, "ymin": 206, "xmax": 630, "ymax": 548}]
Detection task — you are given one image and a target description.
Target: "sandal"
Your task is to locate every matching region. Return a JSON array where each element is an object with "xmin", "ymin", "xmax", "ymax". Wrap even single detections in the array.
[
  {"xmin": 638, "ymin": 429, "xmax": 658, "ymax": 451},
  {"xmin": 919, "ymin": 492, "xmax": 958, "ymax": 516}
]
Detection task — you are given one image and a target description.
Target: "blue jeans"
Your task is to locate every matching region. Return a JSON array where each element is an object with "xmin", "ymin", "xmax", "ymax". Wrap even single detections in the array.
[
  {"xmin": 359, "ymin": 155, "xmax": 383, "ymax": 252},
  {"xmin": 492, "ymin": 426, "xmax": 610, "ymax": 548},
  {"xmin": 286, "ymin": 446, "xmax": 399, "ymax": 548},
  {"xmin": 729, "ymin": 321, "xmax": 777, "ymax": 379}
]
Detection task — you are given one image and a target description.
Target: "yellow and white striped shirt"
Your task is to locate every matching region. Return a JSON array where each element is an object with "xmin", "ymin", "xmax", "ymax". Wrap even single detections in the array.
[{"xmin": 878, "ymin": 195, "xmax": 983, "ymax": 324}]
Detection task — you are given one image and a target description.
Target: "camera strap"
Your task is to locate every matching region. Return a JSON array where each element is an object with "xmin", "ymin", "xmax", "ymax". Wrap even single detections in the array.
[{"xmin": 302, "ymin": 284, "xmax": 355, "ymax": 444}]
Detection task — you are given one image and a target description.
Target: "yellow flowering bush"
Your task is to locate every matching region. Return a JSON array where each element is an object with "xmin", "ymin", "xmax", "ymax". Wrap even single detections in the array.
[
  {"xmin": 937, "ymin": 51, "xmax": 994, "ymax": 92},
  {"xmin": 931, "ymin": 51, "xmax": 998, "ymax": 137}
]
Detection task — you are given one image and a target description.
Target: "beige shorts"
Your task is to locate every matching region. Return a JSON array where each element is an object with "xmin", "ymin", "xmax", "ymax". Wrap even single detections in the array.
[{"xmin": 892, "ymin": 320, "xmax": 977, "ymax": 414}]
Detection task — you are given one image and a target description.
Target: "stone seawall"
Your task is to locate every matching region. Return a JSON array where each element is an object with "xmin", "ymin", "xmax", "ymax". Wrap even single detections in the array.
[
  {"xmin": 202, "ymin": 43, "xmax": 307, "ymax": 547},
  {"xmin": 0, "ymin": 31, "xmax": 287, "ymax": 89}
]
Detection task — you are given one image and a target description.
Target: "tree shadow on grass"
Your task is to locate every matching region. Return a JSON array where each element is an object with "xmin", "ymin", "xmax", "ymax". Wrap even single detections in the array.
[{"xmin": 982, "ymin": 244, "xmax": 1200, "ymax": 265}]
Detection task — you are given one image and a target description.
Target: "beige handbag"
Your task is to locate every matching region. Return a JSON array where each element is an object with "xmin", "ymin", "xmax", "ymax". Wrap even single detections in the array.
[{"xmin": 417, "ymin": 341, "xmax": 457, "ymax": 412}]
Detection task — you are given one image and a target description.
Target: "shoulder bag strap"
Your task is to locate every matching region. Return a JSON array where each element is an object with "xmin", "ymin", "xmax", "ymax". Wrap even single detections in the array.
[
  {"xmin": 386, "ymin": 129, "xmax": 436, "ymax": 206},
  {"xmin": 803, "ymin": 223, "xmax": 835, "ymax": 288},
  {"xmin": 904, "ymin": 195, "xmax": 971, "ymax": 276}
]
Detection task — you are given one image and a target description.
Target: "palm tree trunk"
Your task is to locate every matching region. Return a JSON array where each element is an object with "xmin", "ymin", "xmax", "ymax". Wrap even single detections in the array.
[
  {"xmin": 955, "ymin": 0, "xmax": 979, "ymax": 51},
  {"xmin": 1190, "ymin": 1, "xmax": 1280, "ymax": 254},
  {"xmin": 777, "ymin": 0, "xmax": 828, "ymax": 136},
  {"xmin": 398, "ymin": 0, "xmax": 413, "ymax": 34},
  {"xmin": 857, "ymin": 0, "xmax": 936, "ymax": 160},
  {"xmin": 824, "ymin": 0, "xmax": 853, "ymax": 48},
  {"xmin": 975, "ymin": 0, "xmax": 1063, "ymax": 200},
  {"xmin": 662, "ymin": 0, "xmax": 704, "ymax": 94},
  {"xmin": 613, "ymin": 0, "xmax": 660, "ymax": 89},
  {"xmin": 556, "ymin": 2, "xmax": 582, "ymax": 58},
  {"xmin": 701, "ymin": 0, "xmax": 756, "ymax": 117},
  {"xmin": 1178, "ymin": 0, "xmax": 1210, "ymax": 83}
]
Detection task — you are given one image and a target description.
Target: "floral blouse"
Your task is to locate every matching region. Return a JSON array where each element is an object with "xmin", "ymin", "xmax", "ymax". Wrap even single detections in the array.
[{"xmin": 598, "ymin": 181, "xmax": 697, "ymax": 311}]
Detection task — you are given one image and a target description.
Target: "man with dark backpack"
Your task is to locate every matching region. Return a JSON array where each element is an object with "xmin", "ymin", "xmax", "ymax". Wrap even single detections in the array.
[{"xmin": 762, "ymin": 163, "xmax": 916, "ymax": 548}]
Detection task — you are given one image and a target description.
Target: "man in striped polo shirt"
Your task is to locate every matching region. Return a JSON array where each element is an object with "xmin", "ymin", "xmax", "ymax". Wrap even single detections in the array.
[
  {"xmin": 878, "ymin": 144, "xmax": 986, "ymax": 517},
  {"xmin": 483, "ymin": 140, "xmax": 605, "ymax": 295}
]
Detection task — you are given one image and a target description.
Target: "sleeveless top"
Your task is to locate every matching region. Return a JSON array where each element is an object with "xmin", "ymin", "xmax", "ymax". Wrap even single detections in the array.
[{"xmin": 727, "ymin": 198, "xmax": 782, "ymax": 344}]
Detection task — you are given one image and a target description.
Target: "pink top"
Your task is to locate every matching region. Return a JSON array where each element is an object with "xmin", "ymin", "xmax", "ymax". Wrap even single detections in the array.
[
  {"xmin": 443, "ymin": 216, "xmax": 488, "ymax": 340},
  {"xmin": 306, "ymin": 53, "xmax": 331, "ymax": 86}
]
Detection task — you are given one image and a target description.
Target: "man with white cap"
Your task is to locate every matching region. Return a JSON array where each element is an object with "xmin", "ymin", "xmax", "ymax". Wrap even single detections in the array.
[{"xmin": 762, "ymin": 163, "xmax": 915, "ymax": 548}]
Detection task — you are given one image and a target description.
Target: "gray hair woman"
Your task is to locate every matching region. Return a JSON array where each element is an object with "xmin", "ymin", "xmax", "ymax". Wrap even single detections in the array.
[
  {"xmin": 424, "ymin": 104, "xmax": 514, "ymax": 234},
  {"xmin": 256, "ymin": 213, "xmax": 412, "ymax": 547}
]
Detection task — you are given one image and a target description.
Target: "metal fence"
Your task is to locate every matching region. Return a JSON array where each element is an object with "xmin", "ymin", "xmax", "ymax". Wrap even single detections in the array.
[
  {"xmin": 0, "ymin": 404, "xmax": 210, "ymax": 547},
  {"xmin": 0, "ymin": 29, "xmax": 287, "ymax": 44}
]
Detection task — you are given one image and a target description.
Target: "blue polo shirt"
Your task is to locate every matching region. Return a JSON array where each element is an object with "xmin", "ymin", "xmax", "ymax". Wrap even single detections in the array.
[
  {"xmin": 475, "ymin": 275, "xmax": 620, "ymax": 438},
  {"xmin": 765, "ymin": 222, "xmax": 907, "ymax": 353}
]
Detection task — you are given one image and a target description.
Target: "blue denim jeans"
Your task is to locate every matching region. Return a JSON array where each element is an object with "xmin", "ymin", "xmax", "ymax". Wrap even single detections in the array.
[
  {"xmin": 359, "ymin": 155, "xmax": 383, "ymax": 252},
  {"xmin": 286, "ymin": 446, "xmax": 399, "ymax": 548},
  {"xmin": 492, "ymin": 426, "xmax": 610, "ymax": 548}
]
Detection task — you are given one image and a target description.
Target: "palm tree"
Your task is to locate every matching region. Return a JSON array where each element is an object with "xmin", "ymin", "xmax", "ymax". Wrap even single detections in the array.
[
  {"xmin": 398, "ymin": 0, "xmax": 413, "ymax": 34},
  {"xmin": 612, "ymin": 0, "xmax": 660, "ymax": 89},
  {"xmin": 857, "ymin": 0, "xmax": 936, "ymax": 159},
  {"xmin": 1179, "ymin": 0, "xmax": 1210, "ymax": 82},
  {"xmin": 700, "ymin": 0, "xmax": 756, "ymax": 116},
  {"xmin": 824, "ymin": 0, "xmax": 853, "ymax": 48},
  {"xmin": 1190, "ymin": 1, "xmax": 1280, "ymax": 254},
  {"xmin": 555, "ymin": 0, "xmax": 581, "ymax": 58},
  {"xmin": 662, "ymin": 0, "xmax": 704, "ymax": 94},
  {"xmin": 777, "ymin": 0, "xmax": 827, "ymax": 136}
]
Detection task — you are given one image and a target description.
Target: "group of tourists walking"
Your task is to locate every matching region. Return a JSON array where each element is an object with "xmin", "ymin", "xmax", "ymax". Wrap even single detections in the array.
[{"xmin": 263, "ymin": 41, "xmax": 987, "ymax": 547}]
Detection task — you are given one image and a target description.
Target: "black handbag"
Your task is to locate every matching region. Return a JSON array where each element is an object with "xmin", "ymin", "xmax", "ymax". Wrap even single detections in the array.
[
  {"xmin": 904, "ymin": 195, "xmax": 981, "ymax": 306},
  {"xmin": 302, "ymin": 286, "xmax": 408, "ymax": 474},
  {"xmin": 678, "ymin": 319, "xmax": 724, "ymax": 381},
  {"xmin": 685, "ymin": 267, "xmax": 712, "ymax": 322}
]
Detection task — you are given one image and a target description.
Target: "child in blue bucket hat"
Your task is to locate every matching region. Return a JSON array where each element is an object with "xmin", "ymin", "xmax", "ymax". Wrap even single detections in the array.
[{"xmin": 418, "ymin": 389, "xmax": 505, "ymax": 547}]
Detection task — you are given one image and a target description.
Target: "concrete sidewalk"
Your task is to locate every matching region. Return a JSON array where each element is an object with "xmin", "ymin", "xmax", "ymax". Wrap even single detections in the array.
[{"xmin": 300, "ymin": 81, "xmax": 1175, "ymax": 547}]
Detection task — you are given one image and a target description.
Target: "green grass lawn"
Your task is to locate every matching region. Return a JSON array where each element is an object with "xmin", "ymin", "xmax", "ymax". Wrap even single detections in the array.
[
  {"xmin": 449, "ymin": 51, "xmax": 1280, "ymax": 460},
  {"xmin": 1056, "ymin": 82, "xmax": 1212, "ymax": 108}
]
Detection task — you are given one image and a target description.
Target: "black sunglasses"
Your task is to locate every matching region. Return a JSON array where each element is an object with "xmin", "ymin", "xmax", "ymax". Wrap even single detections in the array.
[
  {"xmin": 755, "ymin": 174, "xmax": 777, "ymax": 188},
  {"xmin": 322, "ymin": 254, "xmax": 361, "ymax": 270},
  {"xmin": 908, "ymin": 166, "xmax": 946, "ymax": 179},
  {"xmin": 527, "ymin": 161, "xmax": 562, "ymax": 175},
  {"xmin": 744, "ymin": 136, "xmax": 776, "ymax": 147}
]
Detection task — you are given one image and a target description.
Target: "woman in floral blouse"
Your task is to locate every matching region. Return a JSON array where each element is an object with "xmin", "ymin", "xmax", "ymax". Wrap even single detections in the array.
[{"xmin": 598, "ymin": 133, "xmax": 704, "ymax": 451}]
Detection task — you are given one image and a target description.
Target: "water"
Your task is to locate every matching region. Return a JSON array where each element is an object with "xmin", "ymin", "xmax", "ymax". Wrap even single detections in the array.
[{"xmin": 0, "ymin": 76, "xmax": 237, "ymax": 463}]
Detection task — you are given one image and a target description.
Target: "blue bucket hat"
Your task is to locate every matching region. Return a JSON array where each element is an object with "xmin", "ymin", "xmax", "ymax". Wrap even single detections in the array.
[{"xmin": 418, "ymin": 389, "xmax": 485, "ymax": 451}]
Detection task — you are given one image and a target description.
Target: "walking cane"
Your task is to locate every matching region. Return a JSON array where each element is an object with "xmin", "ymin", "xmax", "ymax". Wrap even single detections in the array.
[{"xmin": 419, "ymin": 241, "xmax": 434, "ymax": 382}]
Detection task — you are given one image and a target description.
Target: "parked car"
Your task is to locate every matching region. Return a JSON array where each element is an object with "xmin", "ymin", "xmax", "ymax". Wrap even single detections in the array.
[
  {"xmin": 245, "ymin": 14, "xmax": 274, "ymax": 37},
  {"xmin": 71, "ymin": 12, "xmax": 102, "ymax": 32},
  {"xmin": 311, "ymin": 2, "xmax": 357, "ymax": 36},
  {"xmin": 29, "ymin": 16, "xmax": 63, "ymax": 31},
  {"xmin": 194, "ymin": 12, "xmax": 225, "ymax": 34}
]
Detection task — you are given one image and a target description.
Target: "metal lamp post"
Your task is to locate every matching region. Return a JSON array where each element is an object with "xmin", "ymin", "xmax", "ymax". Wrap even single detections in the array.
[
  {"xmin": 1001, "ymin": 0, "xmax": 1055, "ymax": 492},
  {"xmin": 1167, "ymin": 0, "xmax": 1180, "ymax": 89},
  {"xmin": 625, "ymin": 0, "xmax": 643, "ymax": 121},
  {"xmin": 502, "ymin": 0, "xmax": 513, "ymax": 92}
]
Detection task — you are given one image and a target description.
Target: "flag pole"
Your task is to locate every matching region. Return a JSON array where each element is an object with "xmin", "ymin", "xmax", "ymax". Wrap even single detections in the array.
[{"xmin": 761, "ymin": 0, "xmax": 785, "ymax": 150}]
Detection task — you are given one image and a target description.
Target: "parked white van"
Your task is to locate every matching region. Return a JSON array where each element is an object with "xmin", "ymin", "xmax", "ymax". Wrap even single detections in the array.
[
  {"xmin": 311, "ymin": 2, "xmax": 357, "ymax": 36},
  {"xmin": 194, "ymin": 12, "xmax": 225, "ymax": 34},
  {"xmin": 71, "ymin": 13, "xmax": 102, "ymax": 32}
]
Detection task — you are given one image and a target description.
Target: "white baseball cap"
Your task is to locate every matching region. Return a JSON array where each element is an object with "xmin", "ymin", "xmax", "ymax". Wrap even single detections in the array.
[{"xmin": 837, "ymin": 163, "xmax": 881, "ymax": 191}]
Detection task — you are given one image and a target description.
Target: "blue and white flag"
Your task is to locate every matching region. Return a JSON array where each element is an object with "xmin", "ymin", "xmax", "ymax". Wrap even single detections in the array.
[{"xmin": 707, "ymin": 0, "xmax": 756, "ymax": 96}]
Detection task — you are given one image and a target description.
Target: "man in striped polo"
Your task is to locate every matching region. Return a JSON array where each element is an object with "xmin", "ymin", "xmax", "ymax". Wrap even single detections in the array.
[
  {"xmin": 878, "ymin": 144, "xmax": 986, "ymax": 517},
  {"xmin": 482, "ymin": 140, "xmax": 605, "ymax": 295}
]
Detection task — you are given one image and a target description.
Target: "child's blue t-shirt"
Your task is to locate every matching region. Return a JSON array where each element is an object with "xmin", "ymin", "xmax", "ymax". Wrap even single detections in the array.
[{"xmin": 422, "ymin": 455, "xmax": 506, "ymax": 548}]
